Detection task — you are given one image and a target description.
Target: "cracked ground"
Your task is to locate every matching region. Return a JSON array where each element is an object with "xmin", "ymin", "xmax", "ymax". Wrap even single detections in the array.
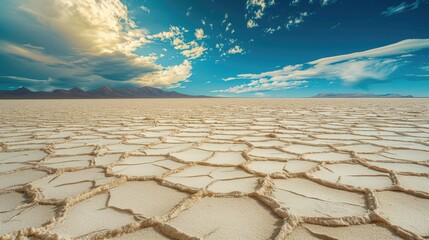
[{"xmin": 0, "ymin": 98, "xmax": 428, "ymax": 240}]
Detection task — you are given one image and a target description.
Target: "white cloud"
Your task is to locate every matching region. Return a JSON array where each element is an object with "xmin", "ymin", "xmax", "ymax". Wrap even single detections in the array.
[
  {"xmin": 140, "ymin": 5, "xmax": 150, "ymax": 13},
  {"xmin": 173, "ymin": 39, "xmax": 207, "ymax": 59},
  {"xmin": 195, "ymin": 28, "xmax": 206, "ymax": 40},
  {"xmin": 265, "ymin": 28, "xmax": 275, "ymax": 34},
  {"xmin": 229, "ymin": 38, "xmax": 237, "ymax": 44},
  {"xmin": 222, "ymin": 13, "xmax": 228, "ymax": 24},
  {"xmin": 286, "ymin": 12, "xmax": 309, "ymax": 29},
  {"xmin": 246, "ymin": 0, "xmax": 267, "ymax": 10},
  {"xmin": 135, "ymin": 60, "xmax": 192, "ymax": 87},
  {"xmin": 228, "ymin": 45, "xmax": 244, "ymax": 54},
  {"xmin": 310, "ymin": 39, "xmax": 429, "ymax": 65},
  {"xmin": 186, "ymin": 6, "xmax": 192, "ymax": 17},
  {"xmin": 215, "ymin": 39, "xmax": 429, "ymax": 93},
  {"xmin": 245, "ymin": 0, "xmax": 333, "ymax": 31},
  {"xmin": 421, "ymin": 65, "xmax": 429, "ymax": 71},
  {"xmin": 320, "ymin": 59, "xmax": 399, "ymax": 83},
  {"xmin": 14, "ymin": 0, "xmax": 193, "ymax": 88},
  {"xmin": 20, "ymin": 0, "xmax": 149, "ymax": 55},
  {"xmin": 172, "ymin": 38, "xmax": 189, "ymax": 50},
  {"xmin": 321, "ymin": 0, "xmax": 337, "ymax": 6},
  {"xmin": 226, "ymin": 23, "xmax": 232, "ymax": 31},
  {"xmin": 330, "ymin": 22, "xmax": 341, "ymax": 30},
  {"xmin": 235, "ymin": 58, "xmax": 398, "ymax": 85},
  {"xmin": 149, "ymin": 26, "xmax": 182, "ymax": 41},
  {"xmin": 213, "ymin": 80, "xmax": 307, "ymax": 93},
  {"xmin": 22, "ymin": 44, "xmax": 45, "ymax": 50},
  {"xmin": 406, "ymin": 74, "xmax": 429, "ymax": 78},
  {"xmin": 245, "ymin": 0, "xmax": 275, "ymax": 28},
  {"xmin": 247, "ymin": 19, "xmax": 259, "ymax": 28},
  {"xmin": 255, "ymin": 92, "xmax": 266, "ymax": 97},
  {"xmin": 151, "ymin": 27, "xmax": 206, "ymax": 60},
  {"xmin": 181, "ymin": 41, "xmax": 207, "ymax": 59},
  {"xmin": 0, "ymin": 75, "xmax": 53, "ymax": 83},
  {"xmin": 222, "ymin": 77, "xmax": 237, "ymax": 81},
  {"xmin": 0, "ymin": 41, "xmax": 66, "ymax": 65},
  {"xmin": 290, "ymin": 0, "xmax": 301, "ymax": 6},
  {"xmin": 265, "ymin": 26, "xmax": 281, "ymax": 34},
  {"xmin": 254, "ymin": 9, "xmax": 264, "ymax": 19},
  {"xmin": 381, "ymin": 0, "xmax": 425, "ymax": 16},
  {"xmin": 216, "ymin": 43, "xmax": 224, "ymax": 51}
]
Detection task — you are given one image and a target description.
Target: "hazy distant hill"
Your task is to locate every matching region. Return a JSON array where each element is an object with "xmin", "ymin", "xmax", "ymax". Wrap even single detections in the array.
[
  {"xmin": 313, "ymin": 93, "xmax": 414, "ymax": 98},
  {"xmin": 0, "ymin": 86, "xmax": 209, "ymax": 99}
]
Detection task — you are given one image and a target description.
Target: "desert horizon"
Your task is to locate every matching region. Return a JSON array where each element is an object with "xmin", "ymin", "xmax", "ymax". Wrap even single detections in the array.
[
  {"xmin": 0, "ymin": 86, "xmax": 422, "ymax": 99},
  {"xmin": 1, "ymin": 99, "xmax": 429, "ymax": 239}
]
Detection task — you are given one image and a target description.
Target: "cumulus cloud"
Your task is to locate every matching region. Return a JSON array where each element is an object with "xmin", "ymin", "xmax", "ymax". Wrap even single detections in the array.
[
  {"xmin": 134, "ymin": 60, "xmax": 192, "ymax": 88},
  {"xmin": 214, "ymin": 39, "xmax": 429, "ymax": 93},
  {"xmin": 0, "ymin": 0, "xmax": 193, "ymax": 89},
  {"xmin": 264, "ymin": 26, "xmax": 282, "ymax": 34},
  {"xmin": 150, "ymin": 26, "xmax": 206, "ymax": 60},
  {"xmin": 20, "ymin": 0, "xmax": 149, "ymax": 55},
  {"xmin": 149, "ymin": 26, "xmax": 182, "ymax": 41},
  {"xmin": 173, "ymin": 38, "xmax": 189, "ymax": 50},
  {"xmin": 181, "ymin": 42, "xmax": 207, "ymax": 59},
  {"xmin": 228, "ymin": 45, "xmax": 244, "ymax": 54},
  {"xmin": 286, "ymin": 12, "xmax": 309, "ymax": 29},
  {"xmin": 245, "ymin": 0, "xmax": 337, "ymax": 31},
  {"xmin": 172, "ymin": 39, "xmax": 207, "ymax": 59},
  {"xmin": 245, "ymin": 0, "xmax": 275, "ymax": 28},
  {"xmin": 247, "ymin": 19, "xmax": 259, "ymax": 28},
  {"xmin": 381, "ymin": 0, "xmax": 425, "ymax": 16},
  {"xmin": 194, "ymin": 28, "xmax": 206, "ymax": 40}
]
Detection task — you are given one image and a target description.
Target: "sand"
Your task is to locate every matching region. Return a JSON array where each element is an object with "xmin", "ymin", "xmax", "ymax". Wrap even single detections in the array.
[{"xmin": 0, "ymin": 98, "xmax": 428, "ymax": 239}]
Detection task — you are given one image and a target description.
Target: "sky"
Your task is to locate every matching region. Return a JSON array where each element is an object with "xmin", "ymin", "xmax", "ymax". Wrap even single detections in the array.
[{"xmin": 0, "ymin": 0, "xmax": 428, "ymax": 97}]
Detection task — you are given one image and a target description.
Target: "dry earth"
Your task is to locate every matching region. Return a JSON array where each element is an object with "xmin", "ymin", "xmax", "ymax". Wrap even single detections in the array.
[{"xmin": 0, "ymin": 99, "xmax": 428, "ymax": 240}]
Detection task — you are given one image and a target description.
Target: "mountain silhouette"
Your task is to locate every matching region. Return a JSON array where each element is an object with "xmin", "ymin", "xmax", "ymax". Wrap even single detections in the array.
[
  {"xmin": 313, "ymin": 93, "xmax": 413, "ymax": 98},
  {"xmin": 0, "ymin": 86, "xmax": 209, "ymax": 99}
]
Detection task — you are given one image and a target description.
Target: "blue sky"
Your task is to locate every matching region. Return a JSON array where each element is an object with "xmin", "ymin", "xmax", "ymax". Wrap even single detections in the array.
[{"xmin": 0, "ymin": 0, "xmax": 428, "ymax": 97}]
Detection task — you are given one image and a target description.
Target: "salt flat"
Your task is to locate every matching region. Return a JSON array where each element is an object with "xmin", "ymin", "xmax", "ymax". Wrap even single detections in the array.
[{"xmin": 0, "ymin": 98, "xmax": 428, "ymax": 240}]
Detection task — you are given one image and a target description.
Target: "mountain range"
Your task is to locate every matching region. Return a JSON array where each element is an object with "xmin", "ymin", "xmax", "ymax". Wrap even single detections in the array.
[
  {"xmin": 313, "ymin": 93, "xmax": 414, "ymax": 98},
  {"xmin": 0, "ymin": 86, "xmax": 209, "ymax": 99},
  {"xmin": 0, "ymin": 87, "xmax": 416, "ymax": 99}
]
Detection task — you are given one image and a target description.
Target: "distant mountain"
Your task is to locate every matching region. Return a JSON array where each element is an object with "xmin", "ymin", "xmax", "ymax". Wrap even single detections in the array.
[
  {"xmin": 0, "ymin": 86, "xmax": 209, "ymax": 99},
  {"xmin": 313, "ymin": 93, "xmax": 414, "ymax": 98}
]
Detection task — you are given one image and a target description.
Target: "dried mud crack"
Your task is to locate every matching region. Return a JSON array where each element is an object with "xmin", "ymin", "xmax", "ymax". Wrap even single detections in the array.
[{"xmin": 0, "ymin": 99, "xmax": 428, "ymax": 240}]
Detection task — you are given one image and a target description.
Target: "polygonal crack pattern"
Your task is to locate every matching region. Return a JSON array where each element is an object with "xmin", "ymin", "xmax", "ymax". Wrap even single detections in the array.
[{"xmin": 0, "ymin": 99, "xmax": 428, "ymax": 239}]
